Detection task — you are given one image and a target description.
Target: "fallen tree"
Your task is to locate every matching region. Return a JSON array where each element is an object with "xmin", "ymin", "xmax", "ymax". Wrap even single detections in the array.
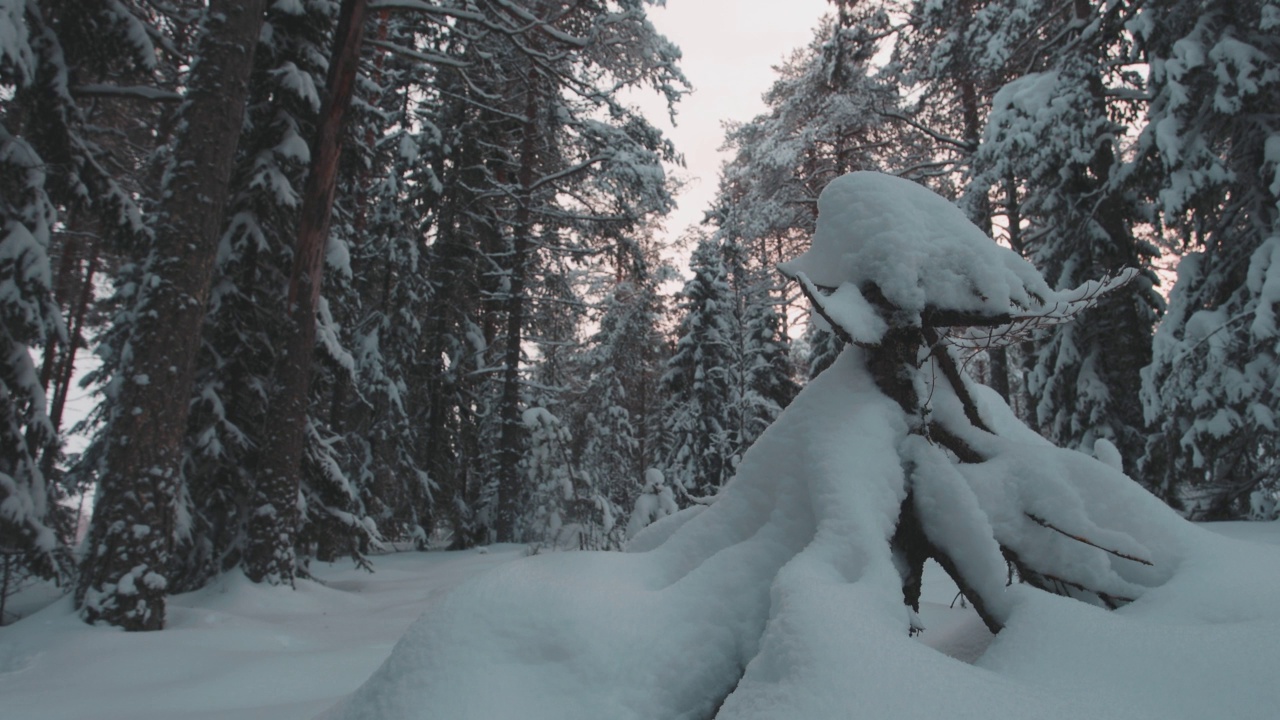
[{"xmin": 779, "ymin": 172, "xmax": 1149, "ymax": 632}]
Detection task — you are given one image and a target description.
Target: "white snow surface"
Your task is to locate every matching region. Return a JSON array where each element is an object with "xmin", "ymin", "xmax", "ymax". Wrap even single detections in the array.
[
  {"xmin": 309, "ymin": 349, "xmax": 1280, "ymax": 720},
  {"xmin": 2, "ymin": 511, "xmax": 1278, "ymax": 719},
  {"xmin": 779, "ymin": 171, "xmax": 1056, "ymax": 319},
  {"xmin": 0, "ymin": 549, "xmax": 525, "ymax": 720}
]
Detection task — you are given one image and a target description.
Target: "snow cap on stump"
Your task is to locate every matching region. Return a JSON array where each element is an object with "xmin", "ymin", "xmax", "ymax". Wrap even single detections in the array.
[{"xmin": 779, "ymin": 171, "xmax": 1054, "ymax": 319}]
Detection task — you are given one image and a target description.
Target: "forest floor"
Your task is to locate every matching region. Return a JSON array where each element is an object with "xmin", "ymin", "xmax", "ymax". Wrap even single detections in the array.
[{"xmin": 2, "ymin": 522, "xmax": 1278, "ymax": 720}]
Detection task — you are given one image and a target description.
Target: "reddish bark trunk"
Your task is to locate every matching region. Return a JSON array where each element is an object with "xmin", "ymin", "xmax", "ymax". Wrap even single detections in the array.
[{"xmin": 245, "ymin": 0, "xmax": 369, "ymax": 584}]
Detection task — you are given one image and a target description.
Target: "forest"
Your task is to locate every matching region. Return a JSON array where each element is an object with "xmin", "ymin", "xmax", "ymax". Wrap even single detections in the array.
[{"xmin": 0, "ymin": 0, "xmax": 1277, "ymax": 635}]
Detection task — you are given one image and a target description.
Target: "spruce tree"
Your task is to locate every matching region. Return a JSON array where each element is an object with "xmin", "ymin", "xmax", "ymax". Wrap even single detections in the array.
[
  {"xmin": 661, "ymin": 235, "xmax": 738, "ymax": 498},
  {"xmin": 247, "ymin": 0, "xmax": 369, "ymax": 585},
  {"xmin": 1, "ymin": 0, "xmax": 159, "ymax": 582},
  {"xmin": 967, "ymin": 0, "xmax": 1161, "ymax": 470},
  {"xmin": 174, "ymin": 0, "xmax": 338, "ymax": 590},
  {"xmin": 1134, "ymin": 0, "xmax": 1280, "ymax": 517},
  {"xmin": 573, "ymin": 272, "xmax": 669, "ymax": 541}
]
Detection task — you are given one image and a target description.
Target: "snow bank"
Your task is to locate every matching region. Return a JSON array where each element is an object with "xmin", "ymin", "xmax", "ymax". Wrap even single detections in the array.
[
  {"xmin": 0, "ymin": 550, "xmax": 525, "ymax": 720},
  {"xmin": 1, "ymin": 520, "xmax": 1277, "ymax": 720},
  {"xmin": 322, "ymin": 351, "xmax": 909, "ymax": 720}
]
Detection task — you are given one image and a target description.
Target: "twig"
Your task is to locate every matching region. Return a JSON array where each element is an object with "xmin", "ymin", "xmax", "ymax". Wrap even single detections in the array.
[
  {"xmin": 1025, "ymin": 513, "xmax": 1154, "ymax": 566},
  {"xmin": 923, "ymin": 327, "xmax": 994, "ymax": 434}
]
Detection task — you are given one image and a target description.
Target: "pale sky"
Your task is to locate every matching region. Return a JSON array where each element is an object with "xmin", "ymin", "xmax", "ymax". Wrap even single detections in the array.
[{"xmin": 640, "ymin": 0, "xmax": 832, "ymax": 244}]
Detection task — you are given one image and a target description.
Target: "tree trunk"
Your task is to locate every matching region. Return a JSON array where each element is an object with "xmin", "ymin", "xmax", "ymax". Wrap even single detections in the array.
[
  {"xmin": 75, "ymin": 0, "xmax": 267, "ymax": 630},
  {"xmin": 40, "ymin": 244, "xmax": 98, "ymax": 482},
  {"xmin": 494, "ymin": 91, "xmax": 539, "ymax": 543},
  {"xmin": 245, "ymin": 0, "xmax": 368, "ymax": 585}
]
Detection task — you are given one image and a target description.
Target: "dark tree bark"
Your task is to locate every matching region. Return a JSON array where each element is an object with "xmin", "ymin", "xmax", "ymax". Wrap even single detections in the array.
[
  {"xmin": 41, "ymin": 241, "xmax": 98, "ymax": 482},
  {"xmin": 75, "ymin": 0, "xmax": 268, "ymax": 630},
  {"xmin": 494, "ymin": 88, "xmax": 540, "ymax": 543},
  {"xmin": 246, "ymin": 0, "xmax": 369, "ymax": 585}
]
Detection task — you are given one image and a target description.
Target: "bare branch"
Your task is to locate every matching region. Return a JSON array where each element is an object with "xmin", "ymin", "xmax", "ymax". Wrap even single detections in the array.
[
  {"xmin": 1025, "ymin": 513, "xmax": 1154, "ymax": 566},
  {"xmin": 72, "ymin": 84, "xmax": 183, "ymax": 102},
  {"xmin": 366, "ymin": 38, "xmax": 469, "ymax": 68}
]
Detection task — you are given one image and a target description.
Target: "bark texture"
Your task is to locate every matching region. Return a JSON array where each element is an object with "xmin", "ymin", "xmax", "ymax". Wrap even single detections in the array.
[{"xmin": 76, "ymin": 0, "xmax": 268, "ymax": 630}]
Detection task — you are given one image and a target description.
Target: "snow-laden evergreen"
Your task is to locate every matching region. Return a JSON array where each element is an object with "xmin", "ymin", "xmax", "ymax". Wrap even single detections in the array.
[
  {"xmin": 968, "ymin": 2, "xmax": 1162, "ymax": 471},
  {"xmin": 1, "ymin": 0, "xmax": 156, "ymax": 581},
  {"xmin": 717, "ymin": 6, "xmax": 894, "ymax": 270},
  {"xmin": 330, "ymin": 30, "xmax": 438, "ymax": 550},
  {"xmin": 175, "ymin": 0, "xmax": 342, "ymax": 590},
  {"xmin": 74, "ymin": 0, "xmax": 269, "ymax": 630},
  {"xmin": 0, "ymin": 120, "xmax": 61, "ymax": 579},
  {"xmin": 660, "ymin": 235, "xmax": 738, "ymax": 498},
  {"xmin": 1134, "ymin": 0, "xmax": 1280, "ymax": 518},
  {"xmin": 661, "ymin": 235, "xmax": 797, "ymax": 501},
  {"xmin": 401, "ymin": 0, "xmax": 685, "ymax": 543},
  {"xmin": 570, "ymin": 275, "xmax": 668, "ymax": 544}
]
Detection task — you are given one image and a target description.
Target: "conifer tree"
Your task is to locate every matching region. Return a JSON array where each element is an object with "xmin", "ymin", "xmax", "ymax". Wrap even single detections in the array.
[
  {"xmin": 717, "ymin": 6, "xmax": 894, "ymax": 271},
  {"xmin": 660, "ymin": 235, "xmax": 738, "ymax": 498},
  {"xmin": 333, "ymin": 45, "xmax": 438, "ymax": 548},
  {"xmin": 1134, "ymin": 0, "xmax": 1280, "ymax": 517},
  {"xmin": 75, "ymin": 0, "xmax": 267, "ymax": 629},
  {"xmin": 573, "ymin": 271, "xmax": 669, "ymax": 538},
  {"xmin": 247, "ymin": 0, "xmax": 368, "ymax": 585},
  {"xmin": 409, "ymin": 0, "xmax": 683, "ymax": 542},
  {"xmin": 967, "ymin": 0, "xmax": 1161, "ymax": 470},
  {"xmin": 1, "ymin": 0, "xmax": 160, "ymax": 582},
  {"xmin": 174, "ymin": 0, "xmax": 338, "ymax": 590},
  {"xmin": 0, "ymin": 90, "xmax": 62, "ymax": 581}
]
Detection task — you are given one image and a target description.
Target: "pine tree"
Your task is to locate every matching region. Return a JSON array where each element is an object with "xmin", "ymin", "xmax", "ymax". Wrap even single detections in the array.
[
  {"xmin": 520, "ymin": 406, "xmax": 605, "ymax": 549},
  {"xmin": 333, "ymin": 56, "xmax": 438, "ymax": 549},
  {"xmin": 416, "ymin": 59, "xmax": 498, "ymax": 547},
  {"xmin": 247, "ymin": 0, "xmax": 368, "ymax": 586},
  {"xmin": 408, "ymin": 0, "xmax": 683, "ymax": 543},
  {"xmin": 0, "ymin": 103, "xmax": 62, "ymax": 581},
  {"xmin": 1, "ymin": 0, "xmax": 158, "ymax": 582},
  {"xmin": 572, "ymin": 271, "xmax": 669, "ymax": 541},
  {"xmin": 173, "ymin": 0, "xmax": 338, "ymax": 591},
  {"xmin": 802, "ymin": 323, "xmax": 844, "ymax": 379},
  {"xmin": 717, "ymin": 6, "xmax": 894, "ymax": 272},
  {"xmin": 733, "ymin": 262, "xmax": 800, "ymax": 453}
]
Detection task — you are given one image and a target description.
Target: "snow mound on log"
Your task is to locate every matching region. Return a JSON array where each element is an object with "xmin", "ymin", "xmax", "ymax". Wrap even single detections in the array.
[{"xmin": 780, "ymin": 171, "xmax": 1053, "ymax": 317}]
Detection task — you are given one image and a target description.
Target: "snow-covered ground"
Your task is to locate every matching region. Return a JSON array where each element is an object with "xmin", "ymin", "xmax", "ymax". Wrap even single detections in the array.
[
  {"xmin": 2, "ymin": 521, "xmax": 1276, "ymax": 720},
  {"xmin": 0, "ymin": 548, "xmax": 525, "ymax": 720}
]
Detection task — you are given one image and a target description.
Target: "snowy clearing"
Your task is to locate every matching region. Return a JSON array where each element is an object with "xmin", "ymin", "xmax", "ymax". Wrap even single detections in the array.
[{"xmin": 2, "ymin": 521, "xmax": 1278, "ymax": 720}]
